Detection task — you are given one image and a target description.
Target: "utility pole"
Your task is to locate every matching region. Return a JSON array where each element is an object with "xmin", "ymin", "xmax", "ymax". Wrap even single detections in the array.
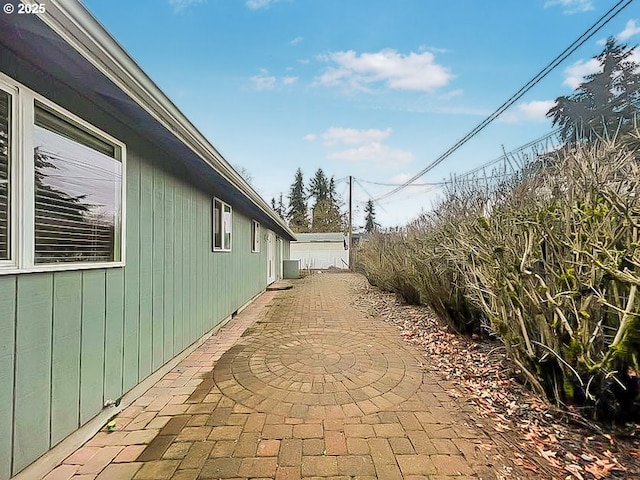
[{"xmin": 348, "ymin": 175, "xmax": 353, "ymax": 270}]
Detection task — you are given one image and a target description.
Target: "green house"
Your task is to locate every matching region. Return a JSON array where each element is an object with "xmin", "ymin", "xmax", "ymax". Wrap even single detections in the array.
[{"xmin": 0, "ymin": 1, "xmax": 295, "ymax": 478}]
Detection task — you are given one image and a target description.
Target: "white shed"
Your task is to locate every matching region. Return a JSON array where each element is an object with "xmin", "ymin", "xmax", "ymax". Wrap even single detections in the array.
[{"xmin": 290, "ymin": 233, "xmax": 349, "ymax": 269}]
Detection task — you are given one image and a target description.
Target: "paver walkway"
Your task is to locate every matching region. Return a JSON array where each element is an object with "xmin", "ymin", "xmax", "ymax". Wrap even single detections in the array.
[{"xmin": 46, "ymin": 273, "xmax": 520, "ymax": 480}]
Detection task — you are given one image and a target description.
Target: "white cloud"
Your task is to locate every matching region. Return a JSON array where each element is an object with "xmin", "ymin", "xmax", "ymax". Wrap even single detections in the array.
[
  {"xmin": 517, "ymin": 100, "xmax": 555, "ymax": 121},
  {"xmin": 422, "ymin": 46, "xmax": 450, "ymax": 54},
  {"xmin": 315, "ymin": 49, "xmax": 454, "ymax": 93},
  {"xmin": 246, "ymin": 0, "xmax": 285, "ymax": 9},
  {"xmin": 618, "ymin": 19, "xmax": 640, "ymax": 41},
  {"xmin": 169, "ymin": 0, "xmax": 205, "ymax": 13},
  {"xmin": 322, "ymin": 127, "xmax": 392, "ymax": 146},
  {"xmin": 563, "ymin": 58, "xmax": 600, "ymax": 89},
  {"xmin": 598, "ymin": 19, "xmax": 640, "ymax": 45},
  {"xmin": 251, "ymin": 69, "xmax": 276, "ymax": 90},
  {"xmin": 289, "ymin": 36, "xmax": 303, "ymax": 46},
  {"xmin": 328, "ymin": 142, "xmax": 414, "ymax": 165},
  {"xmin": 438, "ymin": 89, "xmax": 463, "ymax": 100},
  {"xmin": 250, "ymin": 70, "xmax": 298, "ymax": 90},
  {"xmin": 544, "ymin": 0, "xmax": 594, "ymax": 14},
  {"xmin": 310, "ymin": 126, "xmax": 413, "ymax": 166},
  {"xmin": 502, "ymin": 100, "xmax": 555, "ymax": 123}
]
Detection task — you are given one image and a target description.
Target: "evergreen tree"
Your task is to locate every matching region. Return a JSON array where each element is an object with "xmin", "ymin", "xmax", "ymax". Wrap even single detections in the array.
[
  {"xmin": 547, "ymin": 38, "xmax": 640, "ymax": 142},
  {"xmin": 287, "ymin": 168, "xmax": 308, "ymax": 232},
  {"xmin": 327, "ymin": 177, "xmax": 345, "ymax": 231},
  {"xmin": 271, "ymin": 194, "xmax": 286, "ymax": 219},
  {"xmin": 308, "ymin": 168, "xmax": 329, "ymax": 201},
  {"xmin": 277, "ymin": 193, "xmax": 286, "ymax": 219},
  {"xmin": 364, "ymin": 199, "xmax": 378, "ymax": 233},
  {"xmin": 309, "ymin": 169, "xmax": 346, "ymax": 232}
]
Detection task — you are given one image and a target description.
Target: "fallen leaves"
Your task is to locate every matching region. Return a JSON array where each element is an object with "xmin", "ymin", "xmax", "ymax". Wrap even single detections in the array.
[
  {"xmin": 348, "ymin": 274, "xmax": 640, "ymax": 479},
  {"xmin": 583, "ymin": 458, "xmax": 620, "ymax": 479}
]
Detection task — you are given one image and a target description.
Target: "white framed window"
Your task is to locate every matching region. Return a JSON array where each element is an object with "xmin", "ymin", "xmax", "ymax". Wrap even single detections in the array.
[
  {"xmin": 213, "ymin": 197, "xmax": 232, "ymax": 251},
  {"xmin": 0, "ymin": 72, "xmax": 126, "ymax": 274},
  {"xmin": 251, "ymin": 220, "xmax": 260, "ymax": 253},
  {"xmin": 0, "ymin": 85, "xmax": 13, "ymax": 265}
]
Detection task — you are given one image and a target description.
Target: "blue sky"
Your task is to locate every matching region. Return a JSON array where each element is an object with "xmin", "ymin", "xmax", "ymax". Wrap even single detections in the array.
[{"xmin": 82, "ymin": 0, "xmax": 640, "ymax": 228}]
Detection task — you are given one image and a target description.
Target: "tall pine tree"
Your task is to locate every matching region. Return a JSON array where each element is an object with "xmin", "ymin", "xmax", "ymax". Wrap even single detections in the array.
[
  {"xmin": 287, "ymin": 168, "xmax": 308, "ymax": 232},
  {"xmin": 309, "ymin": 169, "xmax": 345, "ymax": 232},
  {"xmin": 547, "ymin": 38, "xmax": 640, "ymax": 142},
  {"xmin": 308, "ymin": 168, "xmax": 329, "ymax": 201},
  {"xmin": 364, "ymin": 199, "xmax": 378, "ymax": 233},
  {"xmin": 327, "ymin": 177, "xmax": 344, "ymax": 231},
  {"xmin": 271, "ymin": 194, "xmax": 285, "ymax": 219}
]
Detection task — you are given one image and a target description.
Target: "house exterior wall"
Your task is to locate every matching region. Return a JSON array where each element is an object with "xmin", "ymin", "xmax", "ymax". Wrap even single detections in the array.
[
  {"xmin": 0, "ymin": 147, "xmax": 274, "ymax": 479},
  {"xmin": 0, "ymin": 58, "xmax": 287, "ymax": 479},
  {"xmin": 276, "ymin": 236, "xmax": 284, "ymax": 278},
  {"xmin": 283, "ymin": 238, "xmax": 291, "ymax": 260}
]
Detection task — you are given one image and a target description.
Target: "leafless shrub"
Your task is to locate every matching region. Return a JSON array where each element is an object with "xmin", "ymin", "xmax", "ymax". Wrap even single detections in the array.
[{"xmin": 357, "ymin": 136, "xmax": 640, "ymax": 421}]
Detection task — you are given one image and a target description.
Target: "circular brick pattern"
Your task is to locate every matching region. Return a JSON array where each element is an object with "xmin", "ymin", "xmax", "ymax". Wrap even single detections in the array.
[{"xmin": 213, "ymin": 327, "xmax": 422, "ymax": 417}]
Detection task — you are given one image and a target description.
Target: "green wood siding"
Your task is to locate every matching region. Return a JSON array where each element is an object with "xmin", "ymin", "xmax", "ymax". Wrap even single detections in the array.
[
  {"xmin": 51, "ymin": 272, "xmax": 82, "ymax": 446},
  {"xmin": 0, "ymin": 277, "xmax": 15, "ymax": 480},
  {"xmin": 173, "ymin": 183, "xmax": 184, "ymax": 353},
  {"xmin": 138, "ymin": 160, "xmax": 153, "ymax": 381},
  {"xmin": 104, "ymin": 269, "xmax": 125, "ymax": 403},
  {"xmin": 122, "ymin": 156, "xmax": 140, "ymax": 393},
  {"xmin": 80, "ymin": 271, "xmax": 106, "ymax": 425},
  {"xmin": 164, "ymin": 181, "xmax": 175, "ymax": 363},
  {"xmin": 0, "ymin": 141, "xmax": 285, "ymax": 477},
  {"xmin": 13, "ymin": 275, "xmax": 52, "ymax": 473},
  {"xmin": 152, "ymin": 167, "xmax": 165, "ymax": 371}
]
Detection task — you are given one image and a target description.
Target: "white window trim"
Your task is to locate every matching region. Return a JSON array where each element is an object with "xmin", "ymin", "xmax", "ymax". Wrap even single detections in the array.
[
  {"xmin": 213, "ymin": 197, "xmax": 232, "ymax": 252},
  {"xmin": 252, "ymin": 220, "xmax": 260, "ymax": 253},
  {"xmin": 0, "ymin": 71, "xmax": 126, "ymax": 275},
  {"xmin": 0, "ymin": 79, "xmax": 17, "ymax": 271}
]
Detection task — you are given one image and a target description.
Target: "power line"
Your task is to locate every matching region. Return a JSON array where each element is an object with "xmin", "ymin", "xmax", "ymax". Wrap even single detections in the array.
[
  {"xmin": 353, "ymin": 177, "xmax": 388, "ymax": 213},
  {"xmin": 375, "ymin": 0, "xmax": 634, "ymax": 201},
  {"xmin": 359, "ymin": 128, "xmax": 561, "ymax": 188}
]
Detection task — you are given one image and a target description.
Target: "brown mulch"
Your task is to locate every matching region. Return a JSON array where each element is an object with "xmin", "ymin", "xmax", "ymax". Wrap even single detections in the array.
[{"xmin": 346, "ymin": 274, "xmax": 640, "ymax": 480}]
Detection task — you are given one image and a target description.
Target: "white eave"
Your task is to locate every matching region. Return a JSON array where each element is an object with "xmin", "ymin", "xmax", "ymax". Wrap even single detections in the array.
[{"xmin": 36, "ymin": 0, "xmax": 295, "ymax": 239}]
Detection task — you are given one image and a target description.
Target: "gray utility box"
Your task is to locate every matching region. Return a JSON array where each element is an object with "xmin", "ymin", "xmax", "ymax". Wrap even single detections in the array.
[{"xmin": 283, "ymin": 259, "xmax": 300, "ymax": 279}]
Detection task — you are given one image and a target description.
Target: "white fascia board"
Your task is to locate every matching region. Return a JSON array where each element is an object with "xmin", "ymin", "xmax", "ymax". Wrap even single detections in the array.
[{"xmin": 35, "ymin": 0, "xmax": 295, "ymax": 239}]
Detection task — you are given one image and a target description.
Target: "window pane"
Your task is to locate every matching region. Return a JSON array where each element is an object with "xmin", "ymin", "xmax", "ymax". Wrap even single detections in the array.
[
  {"xmin": 223, "ymin": 206, "xmax": 232, "ymax": 250},
  {"xmin": 33, "ymin": 109, "xmax": 122, "ymax": 264},
  {"xmin": 0, "ymin": 90, "xmax": 10, "ymax": 260},
  {"xmin": 214, "ymin": 201, "xmax": 221, "ymax": 249},
  {"xmin": 35, "ymin": 104, "xmax": 116, "ymax": 157},
  {"xmin": 252, "ymin": 221, "xmax": 260, "ymax": 252}
]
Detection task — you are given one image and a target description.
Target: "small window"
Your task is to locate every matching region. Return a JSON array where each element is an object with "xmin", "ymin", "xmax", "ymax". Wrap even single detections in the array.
[
  {"xmin": 0, "ymin": 89, "xmax": 10, "ymax": 261},
  {"xmin": 33, "ymin": 103, "xmax": 122, "ymax": 263},
  {"xmin": 213, "ymin": 198, "xmax": 232, "ymax": 251},
  {"xmin": 252, "ymin": 220, "xmax": 260, "ymax": 252}
]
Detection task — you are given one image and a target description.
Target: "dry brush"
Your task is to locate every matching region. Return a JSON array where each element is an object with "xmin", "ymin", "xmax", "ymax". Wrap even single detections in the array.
[{"xmin": 358, "ymin": 138, "xmax": 640, "ymax": 422}]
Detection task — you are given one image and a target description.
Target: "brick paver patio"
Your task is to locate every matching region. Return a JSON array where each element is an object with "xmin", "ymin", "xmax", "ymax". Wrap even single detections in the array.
[{"xmin": 45, "ymin": 273, "xmax": 523, "ymax": 480}]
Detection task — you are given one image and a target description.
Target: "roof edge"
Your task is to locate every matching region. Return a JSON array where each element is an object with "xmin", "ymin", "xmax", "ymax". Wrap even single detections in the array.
[{"xmin": 38, "ymin": 0, "xmax": 295, "ymax": 240}]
